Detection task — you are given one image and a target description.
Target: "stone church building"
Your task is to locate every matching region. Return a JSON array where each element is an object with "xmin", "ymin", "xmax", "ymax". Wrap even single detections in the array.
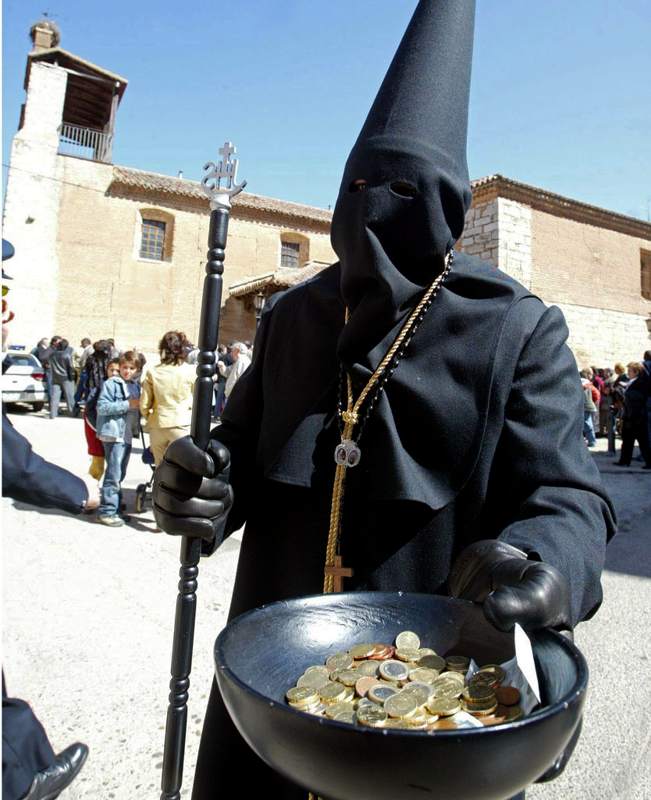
[{"xmin": 4, "ymin": 21, "xmax": 651, "ymax": 366}]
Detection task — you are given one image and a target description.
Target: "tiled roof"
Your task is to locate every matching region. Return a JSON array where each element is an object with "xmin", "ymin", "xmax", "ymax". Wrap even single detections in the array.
[
  {"xmin": 110, "ymin": 166, "xmax": 333, "ymax": 225},
  {"xmin": 109, "ymin": 167, "xmax": 651, "ymax": 240},
  {"xmin": 228, "ymin": 261, "xmax": 332, "ymax": 297}
]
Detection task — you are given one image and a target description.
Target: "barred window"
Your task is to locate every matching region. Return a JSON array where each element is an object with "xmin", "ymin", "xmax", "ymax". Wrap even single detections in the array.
[
  {"xmin": 642, "ymin": 249, "xmax": 651, "ymax": 301},
  {"xmin": 281, "ymin": 240, "xmax": 300, "ymax": 268},
  {"xmin": 140, "ymin": 219, "xmax": 166, "ymax": 260}
]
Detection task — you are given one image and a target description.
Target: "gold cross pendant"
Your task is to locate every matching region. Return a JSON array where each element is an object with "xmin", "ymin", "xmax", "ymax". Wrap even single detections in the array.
[{"xmin": 324, "ymin": 555, "xmax": 354, "ymax": 593}]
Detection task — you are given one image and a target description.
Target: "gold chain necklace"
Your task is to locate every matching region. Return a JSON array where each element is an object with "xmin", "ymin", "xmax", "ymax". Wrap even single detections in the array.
[{"xmin": 323, "ymin": 251, "xmax": 453, "ymax": 594}]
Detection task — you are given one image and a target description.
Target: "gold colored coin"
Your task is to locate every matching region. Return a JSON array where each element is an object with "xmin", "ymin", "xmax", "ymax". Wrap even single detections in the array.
[
  {"xmin": 408, "ymin": 667, "xmax": 439, "ymax": 685},
  {"xmin": 446, "ymin": 655, "xmax": 470, "ymax": 672},
  {"xmin": 356, "ymin": 704, "xmax": 387, "ymax": 727},
  {"xmin": 476, "ymin": 664, "xmax": 506, "ymax": 684},
  {"xmin": 350, "ymin": 643, "xmax": 378, "ymax": 660},
  {"xmin": 395, "ymin": 631, "xmax": 421, "ymax": 651},
  {"xmin": 334, "ymin": 709, "xmax": 356, "ymax": 724},
  {"xmin": 426, "ymin": 696, "xmax": 462, "ymax": 716},
  {"xmin": 463, "ymin": 684, "xmax": 496, "ymax": 703},
  {"xmin": 384, "ymin": 692, "xmax": 420, "ymax": 719},
  {"xmin": 416, "ymin": 648, "xmax": 437, "ymax": 658},
  {"xmin": 297, "ymin": 671, "xmax": 331, "ymax": 690},
  {"xmin": 286, "ymin": 686, "xmax": 318, "ymax": 704},
  {"xmin": 303, "ymin": 665, "xmax": 331, "ymax": 679},
  {"xmin": 336, "ymin": 669, "xmax": 360, "ymax": 687},
  {"xmin": 401, "ymin": 682, "xmax": 433, "ymax": 706},
  {"xmin": 463, "ymin": 701, "xmax": 498, "ymax": 716},
  {"xmin": 395, "ymin": 648, "xmax": 420, "ymax": 662},
  {"xmin": 356, "ymin": 660, "xmax": 380, "ymax": 677},
  {"xmin": 319, "ymin": 683, "xmax": 347, "ymax": 703},
  {"xmin": 326, "ymin": 652, "xmax": 354, "ymax": 672},
  {"xmin": 325, "ymin": 701, "xmax": 356, "ymax": 719},
  {"xmin": 418, "ymin": 654, "xmax": 447, "ymax": 672}
]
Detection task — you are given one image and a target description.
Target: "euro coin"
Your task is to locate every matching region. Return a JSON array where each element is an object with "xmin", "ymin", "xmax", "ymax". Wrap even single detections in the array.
[
  {"xmin": 395, "ymin": 631, "xmax": 421, "ymax": 651},
  {"xmin": 476, "ymin": 664, "xmax": 506, "ymax": 684},
  {"xmin": 319, "ymin": 683, "xmax": 347, "ymax": 703},
  {"xmin": 303, "ymin": 665, "xmax": 330, "ymax": 679},
  {"xmin": 286, "ymin": 686, "xmax": 318, "ymax": 705},
  {"xmin": 426, "ymin": 696, "xmax": 462, "ymax": 717},
  {"xmin": 463, "ymin": 684, "xmax": 496, "ymax": 703},
  {"xmin": 379, "ymin": 660, "xmax": 410, "ymax": 682},
  {"xmin": 350, "ymin": 643, "xmax": 378, "ymax": 660},
  {"xmin": 368, "ymin": 685, "xmax": 398, "ymax": 704},
  {"xmin": 416, "ymin": 648, "xmax": 437, "ymax": 658},
  {"xmin": 463, "ymin": 700, "xmax": 498, "ymax": 716},
  {"xmin": 297, "ymin": 671, "xmax": 331, "ymax": 690},
  {"xmin": 326, "ymin": 652, "xmax": 354, "ymax": 672},
  {"xmin": 356, "ymin": 660, "xmax": 380, "ymax": 677},
  {"xmin": 384, "ymin": 692, "xmax": 420, "ymax": 719},
  {"xmin": 395, "ymin": 648, "xmax": 420, "ymax": 662},
  {"xmin": 408, "ymin": 667, "xmax": 439, "ymax": 684},
  {"xmin": 325, "ymin": 701, "xmax": 356, "ymax": 719},
  {"xmin": 334, "ymin": 709, "xmax": 356, "ymax": 724},
  {"xmin": 336, "ymin": 669, "xmax": 360, "ymax": 687},
  {"xmin": 400, "ymin": 683, "xmax": 432, "ymax": 706},
  {"xmin": 446, "ymin": 655, "xmax": 470, "ymax": 672},
  {"xmin": 356, "ymin": 704, "xmax": 387, "ymax": 727},
  {"xmin": 355, "ymin": 676, "xmax": 380, "ymax": 697},
  {"xmin": 418, "ymin": 654, "xmax": 447, "ymax": 672}
]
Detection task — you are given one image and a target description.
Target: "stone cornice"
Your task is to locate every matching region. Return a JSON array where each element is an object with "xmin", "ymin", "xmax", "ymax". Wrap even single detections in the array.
[{"xmin": 471, "ymin": 174, "xmax": 651, "ymax": 241}]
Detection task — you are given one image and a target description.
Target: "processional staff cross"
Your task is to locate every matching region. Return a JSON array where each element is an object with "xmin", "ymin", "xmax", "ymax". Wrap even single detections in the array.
[{"xmin": 324, "ymin": 555, "xmax": 354, "ymax": 593}]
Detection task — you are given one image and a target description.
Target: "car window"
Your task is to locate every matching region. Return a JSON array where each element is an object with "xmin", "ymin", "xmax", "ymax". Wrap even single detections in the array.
[{"xmin": 8, "ymin": 355, "xmax": 37, "ymax": 368}]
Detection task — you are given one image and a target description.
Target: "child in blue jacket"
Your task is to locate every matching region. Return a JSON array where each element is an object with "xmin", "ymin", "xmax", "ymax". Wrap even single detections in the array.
[{"xmin": 96, "ymin": 353, "xmax": 139, "ymax": 526}]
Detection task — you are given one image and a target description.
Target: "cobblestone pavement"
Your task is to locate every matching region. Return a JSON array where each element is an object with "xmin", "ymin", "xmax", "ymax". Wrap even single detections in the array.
[{"xmin": 3, "ymin": 410, "xmax": 650, "ymax": 799}]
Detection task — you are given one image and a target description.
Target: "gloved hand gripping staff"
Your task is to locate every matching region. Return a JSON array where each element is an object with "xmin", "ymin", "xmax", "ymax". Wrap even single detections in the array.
[{"xmin": 160, "ymin": 143, "xmax": 246, "ymax": 800}]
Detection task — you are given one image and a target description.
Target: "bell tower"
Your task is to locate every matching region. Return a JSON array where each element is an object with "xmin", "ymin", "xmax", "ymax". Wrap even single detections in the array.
[{"xmin": 2, "ymin": 21, "xmax": 127, "ymax": 347}]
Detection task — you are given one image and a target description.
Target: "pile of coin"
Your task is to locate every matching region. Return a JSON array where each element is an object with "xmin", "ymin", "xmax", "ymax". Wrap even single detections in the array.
[{"xmin": 285, "ymin": 630, "xmax": 523, "ymax": 731}]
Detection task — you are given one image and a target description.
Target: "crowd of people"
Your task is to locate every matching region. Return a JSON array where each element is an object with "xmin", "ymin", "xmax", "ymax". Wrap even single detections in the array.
[
  {"xmin": 579, "ymin": 353, "xmax": 651, "ymax": 468},
  {"xmin": 28, "ymin": 332, "xmax": 255, "ymax": 526}
]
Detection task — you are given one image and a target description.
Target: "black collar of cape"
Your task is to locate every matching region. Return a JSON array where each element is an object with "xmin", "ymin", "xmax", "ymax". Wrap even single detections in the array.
[{"xmin": 222, "ymin": 252, "xmax": 539, "ymax": 513}]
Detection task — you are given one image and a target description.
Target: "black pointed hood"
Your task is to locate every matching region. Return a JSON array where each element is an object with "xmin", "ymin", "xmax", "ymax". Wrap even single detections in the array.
[{"xmin": 331, "ymin": 0, "xmax": 476, "ymax": 366}]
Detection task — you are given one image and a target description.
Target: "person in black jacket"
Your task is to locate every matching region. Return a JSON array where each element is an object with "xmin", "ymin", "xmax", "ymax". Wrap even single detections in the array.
[
  {"xmin": 614, "ymin": 361, "xmax": 651, "ymax": 468},
  {"xmin": 151, "ymin": 3, "xmax": 615, "ymax": 797},
  {"xmin": 2, "ymin": 238, "xmax": 99, "ymax": 800}
]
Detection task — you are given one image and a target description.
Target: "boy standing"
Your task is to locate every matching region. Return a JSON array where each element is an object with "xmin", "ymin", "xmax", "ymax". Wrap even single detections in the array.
[{"xmin": 96, "ymin": 354, "xmax": 140, "ymax": 527}]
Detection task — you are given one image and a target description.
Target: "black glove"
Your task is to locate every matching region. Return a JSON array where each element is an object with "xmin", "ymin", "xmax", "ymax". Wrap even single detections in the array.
[
  {"xmin": 152, "ymin": 435, "xmax": 232, "ymax": 541},
  {"xmin": 448, "ymin": 540, "xmax": 572, "ymax": 632}
]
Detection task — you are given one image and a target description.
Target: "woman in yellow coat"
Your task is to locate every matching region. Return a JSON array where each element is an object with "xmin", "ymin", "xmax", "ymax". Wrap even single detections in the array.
[{"xmin": 140, "ymin": 331, "xmax": 195, "ymax": 466}]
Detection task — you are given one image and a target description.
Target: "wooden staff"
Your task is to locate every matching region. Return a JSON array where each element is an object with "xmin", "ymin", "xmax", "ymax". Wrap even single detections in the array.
[{"xmin": 160, "ymin": 142, "xmax": 246, "ymax": 800}]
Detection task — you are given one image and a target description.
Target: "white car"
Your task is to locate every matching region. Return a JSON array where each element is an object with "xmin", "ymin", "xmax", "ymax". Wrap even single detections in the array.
[{"xmin": 2, "ymin": 352, "xmax": 47, "ymax": 412}]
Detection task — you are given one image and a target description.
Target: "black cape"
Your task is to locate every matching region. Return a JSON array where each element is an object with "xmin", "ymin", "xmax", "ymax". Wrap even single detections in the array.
[{"xmin": 192, "ymin": 253, "xmax": 615, "ymax": 799}]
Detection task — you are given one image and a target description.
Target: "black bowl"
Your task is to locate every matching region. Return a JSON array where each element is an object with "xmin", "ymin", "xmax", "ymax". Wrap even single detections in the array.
[{"xmin": 215, "ymin": 592, "xmax": 587, "ymax": 800}]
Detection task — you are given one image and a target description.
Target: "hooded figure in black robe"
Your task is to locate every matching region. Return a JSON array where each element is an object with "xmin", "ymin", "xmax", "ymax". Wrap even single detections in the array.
[{"xmin": 152, "ymin": 2, "xmax": 616, "ymax": 797}]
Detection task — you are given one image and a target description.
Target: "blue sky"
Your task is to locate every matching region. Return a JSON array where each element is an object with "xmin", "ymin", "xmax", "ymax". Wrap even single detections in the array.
[{"xmin": 3, "ymin": 0, "xmax": 650, "ymax": 219}]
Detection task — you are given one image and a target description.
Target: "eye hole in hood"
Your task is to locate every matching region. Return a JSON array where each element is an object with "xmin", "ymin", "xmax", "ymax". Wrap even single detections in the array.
[
  {"xmin": 389, "ymin": 180, "xmax": 419, "ymax": 199},
  {"xmin": 348, "ymin": 179, "xmax": 368, "ymax": 193}
]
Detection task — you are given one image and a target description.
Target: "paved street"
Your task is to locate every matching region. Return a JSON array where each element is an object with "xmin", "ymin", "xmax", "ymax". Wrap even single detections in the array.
[{"xmin": 3, "ymin": 410, "xmax": 650, "ymax": 799}]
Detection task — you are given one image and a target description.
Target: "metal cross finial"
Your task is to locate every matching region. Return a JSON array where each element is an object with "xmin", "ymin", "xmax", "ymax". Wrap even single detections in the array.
[{"xmin": 202, "ymin": 141, "xmax": 247, "ymax": 209}]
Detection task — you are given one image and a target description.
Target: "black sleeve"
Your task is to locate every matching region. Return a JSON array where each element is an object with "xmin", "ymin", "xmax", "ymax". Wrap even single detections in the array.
[
  {"xmin": 490, "ymin": 305, "xmax": 617, "ymax": 626},
  {"xmin": 2, "ymin": 412, "xmax": 88, "ymax": 514}
]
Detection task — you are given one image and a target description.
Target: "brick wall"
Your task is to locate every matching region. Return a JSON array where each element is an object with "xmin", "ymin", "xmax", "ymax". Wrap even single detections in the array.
[{"xmin": 52, "ymin": 158, "xmax": 335, "ymax": 352}]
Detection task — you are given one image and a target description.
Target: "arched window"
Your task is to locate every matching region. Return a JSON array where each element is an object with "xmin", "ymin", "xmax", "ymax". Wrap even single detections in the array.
[
  {"xmin": 280, "ymin": 232, "xmax": 309, "ymax": 269},
  {"xmin": 137, "ymin": 208, "xmax": 175, "ymax": 262}
]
